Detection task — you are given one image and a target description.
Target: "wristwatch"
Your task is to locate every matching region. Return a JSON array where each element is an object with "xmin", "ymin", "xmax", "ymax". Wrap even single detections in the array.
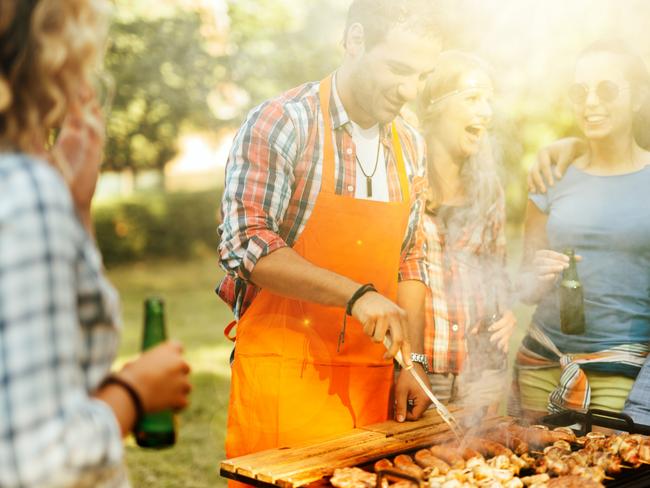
[{"xmin": 409, "ymin": 352, "xmax": 429, "ymax": 373}]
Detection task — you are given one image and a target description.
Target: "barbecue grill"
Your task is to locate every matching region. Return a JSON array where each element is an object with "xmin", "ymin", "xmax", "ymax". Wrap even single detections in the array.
[{"xmin": 220, "ymin": 408, "xmax": 650, "ymax": 488}]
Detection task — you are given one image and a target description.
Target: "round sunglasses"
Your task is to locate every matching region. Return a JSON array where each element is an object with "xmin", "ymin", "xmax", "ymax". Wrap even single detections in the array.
[{"xmin": 568, "ymin": 80, "xmax": 630, "ymax": 104}]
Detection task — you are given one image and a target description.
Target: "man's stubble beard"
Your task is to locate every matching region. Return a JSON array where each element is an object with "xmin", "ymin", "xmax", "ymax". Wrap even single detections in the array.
[{"xmin": 349, "ymin": 65, "xmax": 379, "ymax": 125}]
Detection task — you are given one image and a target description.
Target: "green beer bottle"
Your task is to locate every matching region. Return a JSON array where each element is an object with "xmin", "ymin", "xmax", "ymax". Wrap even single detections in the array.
[
  {"xmin": 559, "ymin": 249, "xmax": 586, "ymax": 335},
  {"xmin": 134, "ymin": 297, "xmax": 176, "ymax": 448}
]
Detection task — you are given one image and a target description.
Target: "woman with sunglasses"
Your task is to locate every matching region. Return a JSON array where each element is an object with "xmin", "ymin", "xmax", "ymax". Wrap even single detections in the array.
[
  {"xmin": 0, "ymin": 1, "xmax": 191, "ymax": 486},
  {"xmin": 415, "ymin": 51, "xmax": 516, "ymax": 415},
  {"xmin": 513, "ymin": 39, "xmax": 650, "ymax": 422}
]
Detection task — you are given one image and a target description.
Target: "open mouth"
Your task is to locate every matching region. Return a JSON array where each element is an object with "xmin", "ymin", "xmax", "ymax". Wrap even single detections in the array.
[
  {"xmin": 584, "ymin": 115, "xmax": 608, "ymax": 124},
  {"xmin": 465, "ymin": 124, "xmax": 485, "ymax": 138}
]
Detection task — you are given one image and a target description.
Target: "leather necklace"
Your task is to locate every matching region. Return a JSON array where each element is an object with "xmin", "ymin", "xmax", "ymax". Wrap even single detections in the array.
[{"xmin": 355, "ymin": 137, "xmax": 381, "ymax": 198}]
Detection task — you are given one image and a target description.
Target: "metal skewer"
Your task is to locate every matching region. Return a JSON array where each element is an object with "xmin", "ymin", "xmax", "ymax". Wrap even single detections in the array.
[{"xmin": 384, "ymin": 336, "xmax": 464, "ymax": 442}]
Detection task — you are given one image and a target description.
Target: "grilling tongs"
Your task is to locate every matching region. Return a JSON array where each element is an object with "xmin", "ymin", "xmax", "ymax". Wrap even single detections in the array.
[{"xmin": 383, "ymin": 335, "xmax": 465, "ymax": 441}]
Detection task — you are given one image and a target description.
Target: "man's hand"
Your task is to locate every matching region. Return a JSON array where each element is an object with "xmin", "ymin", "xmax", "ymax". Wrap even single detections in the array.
[
  {"xmin": 351, "ymin": 291, "xmax": 412, "ymax": 366},
  {"xmin": 528, "ymin": 137, "xmax": 586, "ymax": 193},
  {"xmin": 394, "ymin": 365, "xmax": 431, "ymax": 422}
]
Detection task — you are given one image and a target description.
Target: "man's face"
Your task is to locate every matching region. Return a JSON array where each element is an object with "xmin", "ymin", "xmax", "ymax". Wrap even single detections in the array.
[{"xmin": 349, "ymin": 26, "xmax": 441, "ymax": 125}]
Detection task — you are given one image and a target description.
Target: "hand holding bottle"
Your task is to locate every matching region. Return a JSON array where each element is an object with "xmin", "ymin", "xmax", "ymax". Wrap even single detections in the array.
[
  {"xmin": 532, "ymin": 249, "xmax": 582, "ymax": 292},
  {"xmin": 118, "ymin": 341, "xmax": 191, "ymax": 413}
]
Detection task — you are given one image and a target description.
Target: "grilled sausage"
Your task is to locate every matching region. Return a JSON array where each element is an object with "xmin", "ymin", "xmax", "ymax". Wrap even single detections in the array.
[
  {"xmin": 413, "ymin": 449, "xmax": 450, "ymax": 474},
  {"xmin": 429, "ymin": 444, "xmax": 465, "ymax": 468},
  {"xmin": 393, "ymin": 454, "xmax": 424, "ymax": 479},
  {"xmin": 464, "ymin": 437, "xmax": 513, "ymax": 457},
  {"xmin": 373, "ymin": 458, "xmax": 393, "ymax": 472}
]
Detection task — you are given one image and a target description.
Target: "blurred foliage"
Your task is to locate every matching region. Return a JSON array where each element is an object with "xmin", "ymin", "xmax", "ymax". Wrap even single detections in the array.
[
  {"xmin": 93, "ymin": 189, "xmax": 222, "ymax": 266},
  {"xmin": 223, "ymin": 0, "xmax": 345, "ymax": 104},
  {"xmin": 102, "ymin": 0, "xmax": 650, "ymax": 221},
  {"xmin": 104, "ymin": 9, "xmax": 219, "ymax": 175},
  {"xmin": 104, "ymin": 0, "xmax": 345, "ymax": 178}
]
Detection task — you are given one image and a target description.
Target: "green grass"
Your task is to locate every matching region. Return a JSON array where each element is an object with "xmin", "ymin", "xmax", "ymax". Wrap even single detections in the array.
[
  {"xmin": 108, "ymin": 252, "xmax": 534, "ymax": 486},
  {"xmin": 107, "ymin": 255, "xmax": 232, "ymax": 487}
]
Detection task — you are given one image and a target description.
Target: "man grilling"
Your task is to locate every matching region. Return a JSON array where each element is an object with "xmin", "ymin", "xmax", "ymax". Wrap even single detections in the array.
[{"xmin": 216, "ymin": 0, "xmax": 445, "ymax": 478}]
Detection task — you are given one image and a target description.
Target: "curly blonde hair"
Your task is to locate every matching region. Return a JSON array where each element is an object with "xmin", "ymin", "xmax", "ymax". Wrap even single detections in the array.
[{"xmin": 0, "ymin": 0, "xmax": 109, "ymax": 155}]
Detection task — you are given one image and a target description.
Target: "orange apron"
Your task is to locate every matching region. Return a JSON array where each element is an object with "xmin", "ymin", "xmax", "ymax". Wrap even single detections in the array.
[{"xmin": 225, "ymin": 75, "xmax": 412, "ymax": 475}]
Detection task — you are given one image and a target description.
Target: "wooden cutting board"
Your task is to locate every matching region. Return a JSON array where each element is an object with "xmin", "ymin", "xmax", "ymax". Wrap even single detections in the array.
[{"xmin": 220, "ymin": 408, "xmax": 514, "ymax": 488}]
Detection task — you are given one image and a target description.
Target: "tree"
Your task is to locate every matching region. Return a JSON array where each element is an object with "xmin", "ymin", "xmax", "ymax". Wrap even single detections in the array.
[{"xmin": 103, "ymin": 10, "xmax": 220, "ymax": 178}]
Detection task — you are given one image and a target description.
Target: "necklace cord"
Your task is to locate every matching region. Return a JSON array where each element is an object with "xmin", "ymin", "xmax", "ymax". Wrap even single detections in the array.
[{"xmin": 355, "ymin": 134, "xmax": 382, "ymax": 178}]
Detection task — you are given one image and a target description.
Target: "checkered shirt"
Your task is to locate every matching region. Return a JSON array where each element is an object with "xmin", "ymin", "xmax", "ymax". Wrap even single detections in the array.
[
  {"xmin": 423, "ymin": 191, "xmax": 508, "ymax": 374},
  {"xmin": 217, "ymin": 75, "xmax": 429, "ymax": 319},
  {"xmin": 0, "ymin": 155, "xmax": 128, "ymax": 487}
]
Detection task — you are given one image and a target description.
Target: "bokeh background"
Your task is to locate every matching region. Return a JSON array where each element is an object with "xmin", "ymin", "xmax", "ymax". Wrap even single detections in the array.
[{"xmin": 100, "ymin": 1, "xmax": 650, "ymax": 485}]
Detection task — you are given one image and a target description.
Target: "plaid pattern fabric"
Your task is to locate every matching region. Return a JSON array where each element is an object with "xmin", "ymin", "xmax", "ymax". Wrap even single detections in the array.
[
  {"xmin": 0, "ymin": 155, "xmax": 128, "ymax": 487},
  {"xmin": 623, "ymin": 357, "xmax": 650, "ymax": 426},
  {"xmin": 423, "ymin": 192, "xmax": 508, "ymax": 374},
  {"xmin": 509, "ymin": 323, "xmax": 648, "ymax": 417},
  {"xmin": 217, "ymin": 74, "xmax": 429, "ymax": 319}
]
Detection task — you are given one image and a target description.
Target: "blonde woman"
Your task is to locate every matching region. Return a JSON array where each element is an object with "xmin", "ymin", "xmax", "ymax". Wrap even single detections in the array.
[
  {"xmin": 0, "ymin": 1, "xmax": 190, "ymax": 486},
  {"xmin": 416, "ymin": 51, "xmax": 516, "ymax": 414}
]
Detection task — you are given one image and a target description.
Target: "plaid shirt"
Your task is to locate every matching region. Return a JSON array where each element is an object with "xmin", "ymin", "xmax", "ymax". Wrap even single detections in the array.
[
  {"xmin": 217, "ymin": 75, "xmax": 429, "ymax": 319},
  {"xmin": 423, "ymin": 190, "xmax": 508, "ymax": 374},
  {"xmin": 0, "ymin": 155, "xmax": 128, "ymax": 487}
]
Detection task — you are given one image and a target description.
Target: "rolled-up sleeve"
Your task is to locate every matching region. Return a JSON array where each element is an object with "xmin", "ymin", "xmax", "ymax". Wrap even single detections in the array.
[
  {"xmin": 398, "ymin": 126, "xmax": 429, "ymax": 285},
  {"xmin": 218, "ymin": 101, "xmax": 298, "ymax": 281},
  {"xmin": 0, "ymin": 161, "xmax": 126, "ymax": 487}
]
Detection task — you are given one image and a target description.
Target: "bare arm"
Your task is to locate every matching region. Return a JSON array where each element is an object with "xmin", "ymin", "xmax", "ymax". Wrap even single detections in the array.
[
  {"xmin": 396, "ymin": 280, "xmax": 426, "ymax": 354},
  {"xmin": 250, "ymin": 247, "xmax": 360, "ymax": 308},
  {"xmin": 251, "ymin": 247, "xmax": 412, "ymax": 361},
  {"xmin": 519, "ymin": 201, "xmax": 570, "ymax": 304},
  {"xmin": 528, "ymin": 137, "xmax": 587, "ymax": 193},
  {"xmin": 394, "ymin": 280, "xmax": 430, "ymax": 422}
]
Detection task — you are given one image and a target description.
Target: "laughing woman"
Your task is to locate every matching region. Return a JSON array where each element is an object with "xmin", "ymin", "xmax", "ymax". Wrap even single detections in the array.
[
  {"xmin": 416, "ymin": 51, "xmax": 516, "ymax": 414},
  {"xmin": 514, "ymin": 39, "xmax": 650, "ymax": 421}
]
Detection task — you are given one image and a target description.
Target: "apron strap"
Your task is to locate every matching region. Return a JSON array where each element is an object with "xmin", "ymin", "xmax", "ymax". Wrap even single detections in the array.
[
  {"xmin": 224, "ymin": 320, "xmax": 237, "ymax": 342},
  {"xmin": 391, "ymin": 123, "xmax": 410, "ymax": 203}
]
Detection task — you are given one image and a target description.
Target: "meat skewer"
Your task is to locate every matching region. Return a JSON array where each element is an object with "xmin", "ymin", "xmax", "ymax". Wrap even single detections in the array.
[{"xmin": 507, "ymin": 424, "xmax": 575, "ymax": 448}]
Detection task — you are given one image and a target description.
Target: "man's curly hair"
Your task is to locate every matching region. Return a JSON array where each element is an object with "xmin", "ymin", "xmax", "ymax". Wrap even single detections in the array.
[{"xmin": 0, "ymin": 0, "xmax": 109, "ymax": 153}]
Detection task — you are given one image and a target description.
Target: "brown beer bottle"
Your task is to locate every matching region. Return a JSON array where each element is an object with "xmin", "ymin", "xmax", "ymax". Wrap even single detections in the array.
[
  {"xmin": 559, "ymin": 249, "xmax": 586, "ymax": 335},
  {"xmin": 134, "ymin": 297, "xmax": 176, "ymax": 448}
]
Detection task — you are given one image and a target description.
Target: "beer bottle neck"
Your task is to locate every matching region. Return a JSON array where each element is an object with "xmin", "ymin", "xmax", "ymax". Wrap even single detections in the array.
[{"xmin": 564, "ymin": 254, "xmax": 579, "ymax": 281}]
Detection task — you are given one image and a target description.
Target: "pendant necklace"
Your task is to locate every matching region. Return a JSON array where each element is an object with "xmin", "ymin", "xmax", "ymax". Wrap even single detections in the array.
[{"xmin": 355, "ymin": 137, "xmax": 381, "ymax": 198}]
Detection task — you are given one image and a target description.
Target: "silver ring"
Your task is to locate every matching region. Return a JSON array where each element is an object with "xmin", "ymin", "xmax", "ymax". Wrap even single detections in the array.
[{"xmin": 407, "ymin": 399, "xmax": 415, "ymax": 407}]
